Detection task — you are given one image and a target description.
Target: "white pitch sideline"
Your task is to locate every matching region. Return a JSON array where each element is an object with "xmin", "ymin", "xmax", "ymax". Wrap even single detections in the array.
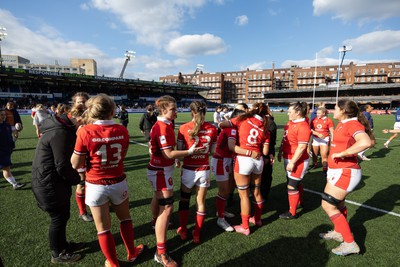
[
  {"xmin": 130, "ymin": 140, "xmax": 400, "ymax": 218},
  {"xmin": 304, "ymin": 188, "xmax": 400, "ymax": 218}
]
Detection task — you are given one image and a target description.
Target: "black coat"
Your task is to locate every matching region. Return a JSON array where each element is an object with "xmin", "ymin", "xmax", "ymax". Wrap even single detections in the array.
[
  {"xmin": 31, "ymin": 116, "xmax": 80, "ymax": 212},
  {"xmin": 139, "ymin": 112, "xmax": 157, "ymax": 131}
]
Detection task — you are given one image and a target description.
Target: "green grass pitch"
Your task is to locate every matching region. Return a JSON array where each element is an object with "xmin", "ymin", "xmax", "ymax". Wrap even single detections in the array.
[{"xmin": 0, "ymin": 111, "xmax": 399, "ymax": 266}]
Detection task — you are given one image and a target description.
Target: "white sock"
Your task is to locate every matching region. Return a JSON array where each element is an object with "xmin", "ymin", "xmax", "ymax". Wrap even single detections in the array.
[{"xmin": 5, "ymin": 177, "xmax": 17, "ymax": 186}]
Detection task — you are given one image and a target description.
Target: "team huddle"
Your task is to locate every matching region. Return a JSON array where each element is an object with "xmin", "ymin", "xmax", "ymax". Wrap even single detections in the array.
[{"xmin": 1, "ymin": 92, "xmax": 389, "ymax": 266}]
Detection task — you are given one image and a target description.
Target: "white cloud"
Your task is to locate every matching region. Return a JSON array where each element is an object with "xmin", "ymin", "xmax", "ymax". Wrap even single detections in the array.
[
  {"xmin": 343, "ymin": 30, "xmax": 400, "ymax": 54},
  {"xmin": 240, "ymin": 61, "xmax": 269, "ymax": 71},
  {"xmin": 235, "ymin": 15, "xmax": 248, "ymax": 26},
  {"xmin": 317, "ymin": 46, "xmax": 334, "ymax": 57},
  {"xmin": 313, "ymin": 0, "xmax": 400, "ymax": 22},
  {"xmin": 165, "ymin": 34, "xmax": 227, "ymax": 57},
  {"xmin": 88, "ymin": 0, "xmax": 211, "ymax": 49}
]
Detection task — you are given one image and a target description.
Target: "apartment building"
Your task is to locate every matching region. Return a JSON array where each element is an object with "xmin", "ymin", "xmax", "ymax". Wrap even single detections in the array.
[{"xmin": 160, "ymin": 61, "xmax": 400, "ymax": 104}]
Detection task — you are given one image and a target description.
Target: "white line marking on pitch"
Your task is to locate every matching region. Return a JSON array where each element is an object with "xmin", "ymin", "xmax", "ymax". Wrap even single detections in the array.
[
  {"xmin": 130, "ymin": 140, "xmax": 400, "ymax": 218},
  {"xmin": 305, "ymin": 188, "xmax": 400, "ymax": 218}
]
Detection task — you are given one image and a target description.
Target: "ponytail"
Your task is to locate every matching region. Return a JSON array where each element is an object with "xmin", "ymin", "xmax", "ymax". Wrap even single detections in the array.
[{"xmin": 189, "ymin": 101, "xmax": 207, "ymax": 138}]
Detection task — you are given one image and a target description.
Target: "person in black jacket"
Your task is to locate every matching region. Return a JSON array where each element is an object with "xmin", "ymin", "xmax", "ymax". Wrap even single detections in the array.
[
  {"xmin": 139, "ymin": 104, "xmax": 157, "ymax": 142},
  {"xmin": 118, "ymin": 104, "xmax": 129, "ymax": 128},
  {"xmin": 31, "ymin": 112, "xmax": 82, "ymax": 264},
  {"xmin": 261, "ymin": 110, "xmax": 277, "ymax": 200}
]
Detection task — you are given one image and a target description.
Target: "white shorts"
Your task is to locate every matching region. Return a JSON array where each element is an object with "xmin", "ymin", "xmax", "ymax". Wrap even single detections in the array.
[
  {"xmin": 85, "ymin": 179, "xmax": 129, "ymax": 207},
  {"xmin": 147, "ymin": 164, "xmax": 175, "ymax": 191},
  {"xmin": 312, "ymin": 135, "xmax": 330, "ymax": 146},
  {"xmin": 394, "ymin": 122, "xmax": 400, "ymax": 130},
  {"xmin": 211, "ymin": 157, "xmax": 232, "ymax": 182},
  {"xmin": 181, "ymin": 167, "xmax": 210, "ymax": 188},
  {"xmin": 234, "ymin": 155, "xmax": 264, "ymax": 175},
  {"xmin": 327, "ymin": 168, "xmax": 361, "ymax": 192},
  {"xmin": 284, "ymin": 158, "xmax": 309, "ymax": 180}
]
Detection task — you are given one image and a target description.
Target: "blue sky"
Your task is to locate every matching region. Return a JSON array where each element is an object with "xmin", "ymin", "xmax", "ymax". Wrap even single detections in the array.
[{"xmin": 1, "ymin": 0, "xmax": 399, "ymax": 81}]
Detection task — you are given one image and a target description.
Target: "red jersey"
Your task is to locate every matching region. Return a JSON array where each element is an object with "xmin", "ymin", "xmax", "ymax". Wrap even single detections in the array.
[
  {"xmin": 328, "ymin": 117, "xmax": 365, "ymax": 169},
  {"xmin": 229, "ymin": 115, "xmax": 270, "ymax": 154},
  {"xmin": 282, "ymin": 118, "xmax": 311, "ymax": 160},
  {"xmin": 214, "ymin": 127, "xmax": 236, "ymax": 159},
  {"xmin": 74, "ymin": 121, "xmax": 129, "ymax": 182},
  {"xmin": 149, "ymin": 117, "xmax": 176, "ymax": 167},
  {"xmin": 177, "ymin": 121, "xmax": 218, "ymax": 167},
  {"xmin": 311, "ymin": 116, "xmax": 334, "ymax": 138}
]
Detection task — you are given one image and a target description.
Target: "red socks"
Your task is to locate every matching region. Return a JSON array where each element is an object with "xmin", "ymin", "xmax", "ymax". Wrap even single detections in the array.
[
  {"xmin": 75, "ymin": 193, "xmax": 86, "ymax": 215},
  {"xmin": 194, "ymin": 211, "xmax": 206, "ymax": 235},
  {"xmin": 120, "ymin": 220, "xmax": 135, "ymax": 258},
  {"xmin": 330, "ymin": 213, "xmax": 354, "ymax": 243},
  {"xmin": 241, "ymin": 214, "xmax": 251, "ymax": 229},
  {"xmin": 216, "ymin": 195, "xmax": 226, "ymax": 218},
  {"xmin": 98, "ymin": 230, "xmax": 118, "ymax": 267},
  {"xmin": 288, "ymin": 190, "xmax": 300, "ymax": 216},
  {"xmin": 253, "ymin": 201, "xmax": 264, "ymax": 222},
  {"xmin": 157, "ymin": 242, "xmax": 167, "ymax": 255}
]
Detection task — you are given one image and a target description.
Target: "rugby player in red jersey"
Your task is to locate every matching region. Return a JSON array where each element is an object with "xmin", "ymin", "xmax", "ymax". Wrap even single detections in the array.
[
  {"xmin": 319, "ymin": 99, "xmax": 372, "ymax": 256},
  {"xmin": 147, "ymin": 96, "xmax": 204, "ymax": 267},
  {"xmin": 71, "ymin": 94, "xmax": 143, "ymax": 267},
  {"xmin": 176, "ymin": 101, "xmax": 218, "ymax": 244},
  {"xmin": 278, "ymin": 101, "xmax": 311, "ymax": 220},
  {"xmin": 309, "ymin": 107, "xmax": 334, "ymax": 175},
  {"xmin": 211, "ymin": 108, "xmax": 246, "ymax": 232},
  {"xmin": 220, "ymin": 103, "xmax": 270, "ymax": 236}
]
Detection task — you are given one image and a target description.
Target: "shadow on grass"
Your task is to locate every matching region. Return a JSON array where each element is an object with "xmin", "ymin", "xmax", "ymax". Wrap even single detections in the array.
[
  {"xmin": 350, "ymin": 184, "xmax": 400, "ymax": 254},
  {"xmin": 124, "ymin": 154, "xmax": 150, "ymax": 172},
  {"xmin": 217, "ymin": 224, "xmax": 331, "ymax": 267}
]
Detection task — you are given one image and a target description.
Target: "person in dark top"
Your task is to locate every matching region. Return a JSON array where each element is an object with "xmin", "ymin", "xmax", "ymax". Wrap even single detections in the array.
[
  {"xmin": 0, "ymin": 108, "xmax": 25, "ymax": 189},
  {"xmin": 357, "ymin": 104, "xmax": 375, "ymax": 161},
  {"xmin": 118, "ymin": 105, "xmax": 129, "ymax": 128},
  {"xmin": 139, "ymin": 104, "xmax": 157, "ymax": 141},
  {"xmin": 260, "ymin": 111, "xmax": 277, "ymax": 200},
  {"xmin": 4, "ymin": 101, "xmax": 22, "ymax": 142},
  {"xmin": 31, "ymin": 112, "xmax": 82, "ymax": 264}
]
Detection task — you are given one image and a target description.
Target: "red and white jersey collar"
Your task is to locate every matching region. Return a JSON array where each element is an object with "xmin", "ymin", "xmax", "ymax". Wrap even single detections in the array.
[
  {"xmin": 341, "ymin": 117, "xmax": 358, "ymax": 124},
  {"xmin": 292, "ymin": 118, "xmax": 306, "ymax": 123},
  {"xmin": 253, "ymin": 114, "xmax": 264, "ymax": 122},
  {"xmin": 157, "ymin": 116, "xmax": 173, "ymax": 125}
]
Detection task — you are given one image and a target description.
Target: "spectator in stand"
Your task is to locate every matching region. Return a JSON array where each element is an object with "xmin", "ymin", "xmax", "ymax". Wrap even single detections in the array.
[
  {"xmin": 139, "ymin": 104, "xmax": 157, "ymax": 142},
  {"xmin": 0, "ymin": 108, "xmax": 25, "ymax": 190},
  {"xmin": 33, "ymin": 104, "xmax": 50, "ymax": 138},
  {"xmin": 118, "ymin": 105, "xmax": 129, "ymax": 128},
  {"xmin": 383, "ymin": 105, "xmax": 400, "ymax": 148},
  {"xmin": 357, "ymin": 104, "xmax": 375, "ymax": 161},
  {"xmin": 220, "ymin": 106, "xmax": 229, "ymax": 121},
  {"xmin": 5, "ymin": 101, "xmax": 22, "ymax": 142}
]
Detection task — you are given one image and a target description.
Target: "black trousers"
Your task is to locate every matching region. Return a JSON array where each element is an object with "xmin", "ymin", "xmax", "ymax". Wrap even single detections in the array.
[
  {"xmin": 47, "ymin": 202, "xmax": 71, "ymax": 257},
  {"xmin": 261, "ymin": 161, "xmax": 274, "ymax": 200}
]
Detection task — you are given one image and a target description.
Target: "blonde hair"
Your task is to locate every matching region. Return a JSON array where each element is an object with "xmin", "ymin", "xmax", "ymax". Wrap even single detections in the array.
[
  {"xmin": 317, "ymin": 106, "xmax": 328, "ymax": 115},
  {"xmin": 155, "ymin": 95, "xmax": 176, "ymax": 114},
  {"xmin": 189, "ymin": 101, "xmax": 207, "ymax": 138},
  {"xmin": 85, "ymin": 94, "xmax": 116, "ymax": 120},
  {"xmin": 72, "ymin": 92, "xmax": 89, "ymax": 104}
]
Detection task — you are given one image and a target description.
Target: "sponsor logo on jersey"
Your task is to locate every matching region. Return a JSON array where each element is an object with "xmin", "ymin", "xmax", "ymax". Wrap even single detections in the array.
[{"xmin": 160, "ymin": 135, "xmax": 166, "ymax": 145}]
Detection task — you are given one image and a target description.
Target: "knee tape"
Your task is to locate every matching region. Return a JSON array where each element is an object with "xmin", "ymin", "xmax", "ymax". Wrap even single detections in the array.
[
  {"xmin": 237, "ymin": 184, "xmax": 250, "ymax": 190},
  {"xmin": 158, "ymin": 196, "xmax": 174, "ymax": 206},
  {"xmin": 287, "ymin": 178, "xmax": 301, "ymax": 190},
  {"xmin": 321, "ymin": 192, "xmax": 342, "ymax": 207}
]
